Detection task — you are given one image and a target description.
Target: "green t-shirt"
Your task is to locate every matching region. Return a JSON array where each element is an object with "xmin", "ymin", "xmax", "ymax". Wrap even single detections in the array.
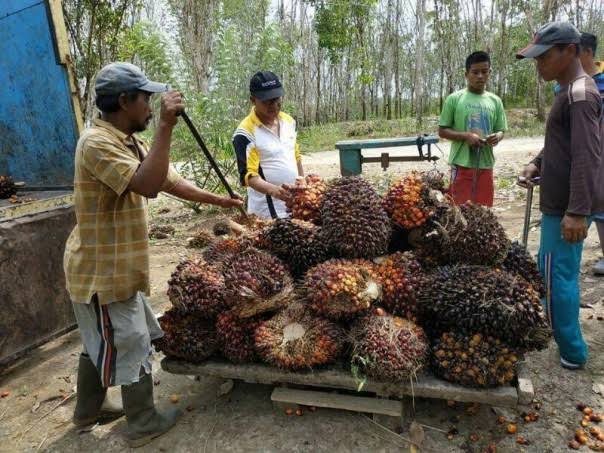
[{"xmin": 439, "ymin": 89, "xmax": 508, "ymax": 169}]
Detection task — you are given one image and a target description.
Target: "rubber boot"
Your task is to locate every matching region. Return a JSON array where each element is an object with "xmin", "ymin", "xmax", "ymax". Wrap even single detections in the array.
[
  {"xmin": 73, "ymin": 354, "xmax": 124, "ymax": 426},
  {"xmin": 121, "ymin": 371, "xmax": 181, "ymax": 448}
]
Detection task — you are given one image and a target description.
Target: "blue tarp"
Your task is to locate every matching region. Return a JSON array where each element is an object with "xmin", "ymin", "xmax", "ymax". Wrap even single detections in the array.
[{"xmin": 0, "ymin": 0, "xmax": 78, "ymax": 185}]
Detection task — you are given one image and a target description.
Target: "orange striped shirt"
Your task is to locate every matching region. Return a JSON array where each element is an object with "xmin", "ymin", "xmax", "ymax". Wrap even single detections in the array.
[{"xmin": 64, "ymin": 118, "xmax": 181, "ymax": 304}]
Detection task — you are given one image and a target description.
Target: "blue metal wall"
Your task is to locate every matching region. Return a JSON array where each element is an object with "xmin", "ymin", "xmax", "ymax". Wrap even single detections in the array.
[{"xmin": 0, "ymin": 0, "xmax": 78, "ymax": 186}]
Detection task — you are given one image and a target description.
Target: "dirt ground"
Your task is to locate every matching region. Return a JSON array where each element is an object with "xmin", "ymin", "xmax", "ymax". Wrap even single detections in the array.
[{"xmin": 1, "ymin": 137, "xmax": 603, "ymax": 453}]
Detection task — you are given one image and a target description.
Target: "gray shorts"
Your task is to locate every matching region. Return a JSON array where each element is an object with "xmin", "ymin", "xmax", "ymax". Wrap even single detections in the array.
[{"xmin": 72, "ymin": 292, "xmax": 163, "ymax": 387}]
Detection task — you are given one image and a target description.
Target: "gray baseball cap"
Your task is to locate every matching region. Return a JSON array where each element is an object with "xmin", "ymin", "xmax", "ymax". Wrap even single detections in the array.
[
  {"xmin": 516, "ymin": 22, "xmax": 581, "ymax": 59},
  {"xmin": 95, "ymin": 62, "xmax": 168, "ymax": 96}
]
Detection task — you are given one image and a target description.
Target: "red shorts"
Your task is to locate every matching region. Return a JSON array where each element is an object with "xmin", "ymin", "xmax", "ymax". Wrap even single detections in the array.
[{"xmin": 449, "ymin": 165, "xmax": 494, "ymax": 207}]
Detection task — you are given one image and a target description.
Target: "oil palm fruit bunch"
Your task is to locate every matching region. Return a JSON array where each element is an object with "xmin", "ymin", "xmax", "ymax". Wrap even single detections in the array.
[
  {"xmin": 382, "ymin": 172, "xmax": 443, "ymax": 229},
  {"xmin": 257, "ymin": 218, "xmax": 330, "ymax": 277},
  {"xmin": 373, "ymin": 252, "xmax": 426, "ymax": 322},
  {"xmin": 501, "ymin": 241, "xmax": 545, "ymax": 298},
  {"xmin": 167, "ymin": 259, "xmax": 227, "ymax": 318},
  {"xmin": 254, "ymin": 304, "xmax": 345, "ymax": 370},
  {"xmin": 155, "ymin": 309, "xmax": 218, "ymax": 362},
  {"xmin": 448, "ymin": 203, "xmax": 511, "ymax": 265},
  {"xmin": 0, "ymin": 175, "xmax": 17, "ymax": 199},
  {"xmin": 222, "ymin": 248, "xmax": 293, "ymax": 316},
  {"xmin": 304, "ymin": 259, "xmax": 381, "ymax": 321},
  {"xmin": 216, "ymin": 311, "xmax": 269, "ymax": 363},
  {"xmin": 431, "ymin": 332, "xmax": 519, "ymax": 388},
  {"xmin": 350, "ymin": 314, "xmax": 429, "ymax": 382},
  {"xmin": 419, "ymin": 265, "xmax": 550, "ymax": 350},
  {"xmin": 202, "ymin": 237, "xmax": 253, "ymax": 264},
  {"xmin": 285, "ymin": 174, "xmax": 327, "ymax": 224},
  {"xmin": 321, "ymin": 177, "xmax": 391, "ymax": 259},
  {"xmin": 186, "ymin": 229, "xmax": 214, "ymax": 249}
]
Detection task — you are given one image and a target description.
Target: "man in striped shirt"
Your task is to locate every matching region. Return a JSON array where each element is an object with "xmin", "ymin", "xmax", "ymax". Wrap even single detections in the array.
[{"xmin": 64, "ymin": 63, "xmax": 241, "ymax": 447}]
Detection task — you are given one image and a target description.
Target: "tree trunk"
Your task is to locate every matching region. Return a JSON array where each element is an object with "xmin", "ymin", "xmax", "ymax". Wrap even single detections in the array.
[{"xmin": 414, "ymin": 0, "xmax": 426, "ymax": 126}]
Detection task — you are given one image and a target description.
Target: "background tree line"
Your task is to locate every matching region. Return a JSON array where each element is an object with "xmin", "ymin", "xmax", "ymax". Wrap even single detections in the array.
[{"xmin": 60, "ymin": 0, "xmax": 604, "ymax": 201}]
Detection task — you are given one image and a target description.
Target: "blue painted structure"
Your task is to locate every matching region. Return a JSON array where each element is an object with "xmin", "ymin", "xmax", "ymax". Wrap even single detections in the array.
[{"xmin": 0, "ymin": 0, "xmax": 78, "ymax": 185}]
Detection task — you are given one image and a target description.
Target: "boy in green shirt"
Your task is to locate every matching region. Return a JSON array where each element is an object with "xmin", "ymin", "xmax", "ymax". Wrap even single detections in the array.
[{"xmin": 438, "ymin": 51, "xmax": 508, "ymax": 207}]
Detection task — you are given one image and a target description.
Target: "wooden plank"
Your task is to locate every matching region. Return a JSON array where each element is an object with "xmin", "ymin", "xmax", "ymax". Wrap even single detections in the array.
[
  {"xmin": 516, "ymin": 363, "xmax": 535, "ymax": 405},
  {"xmin": 271, "ymin": 387, "xmax": 403, "ymax": 417},
  {"xmin": 335, "ymin": 135, "xmax": 439, "ymax": 150},
  {"xmin": 161, "ymin": 358, "xmax": 519, "ymax": 408}
]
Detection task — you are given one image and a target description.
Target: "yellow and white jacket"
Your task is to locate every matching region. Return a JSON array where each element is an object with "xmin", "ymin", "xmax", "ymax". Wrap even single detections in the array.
[{"xmin": 232, "ymin": 109, "xmax": 301, "ymax": 218}]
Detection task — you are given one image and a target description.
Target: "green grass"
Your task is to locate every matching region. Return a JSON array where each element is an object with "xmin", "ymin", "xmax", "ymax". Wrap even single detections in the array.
[{"xmin": 298, "ymin": 109, "xmax": 545, "ymax": 154}]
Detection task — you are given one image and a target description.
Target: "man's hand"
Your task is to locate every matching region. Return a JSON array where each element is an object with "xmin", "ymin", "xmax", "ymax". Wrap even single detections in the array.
[
  {"xmin": 486, "ymin": 132, "xmax": 503, "ymax": 146},
  {"xmin": 159, "ymin": 91, "xmax": 184, "ymax": 127},
  {"xmin": 269, "ymin": 184, "xmax": 292, "ymax": 202},
  {"xmin": 561, "ymin": 214, "xmax": 588, "ymax": 243},
  {"xmin": 217, "ymin": 195, "xmax": 244, "ymax": 209},
  {"xmin": 517, "ymin": 163, "xmax": 540, "ymax": 188},
  {"xmin": 464, "ymin": 132, "xmax": 483, "ymax": 147}
]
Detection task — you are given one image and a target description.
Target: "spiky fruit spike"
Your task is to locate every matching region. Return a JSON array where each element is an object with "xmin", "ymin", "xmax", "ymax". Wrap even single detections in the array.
[
  {"xmin": 254, "ymin": 304, "xmax": 345, "ymax": 370},
  {"xmin": 373, "ymin": 252, "xmax": 426, "ymax": 321},
  {"xmin": 351, "ymin": 314, "xmax": 429, "ymax": 382},
  {"xmin": 187, "ymin": 230, "xmax": 214, "ymax": 249},
  {"xmin": 222, "ymin": 248, "xmax": 292, "ymax": 310},
  {"xmin": 285, "ymin": 174, "xmax": 327, "ymax": 224},
  {"xmin": 155, "ymin": 309, "xmax": 218, "ymax": 362},
  {"xmin": 216, "ymin": 311, "xmax": 267, "ymax": 363},
  {"xmin": 419, "ymin": 265, "xmax": 551, "ymax": 350},
  {"xmin": 501, "ymin": 241, "xmax": 545, "ymax": 297},
  {"xmin": 431, "ymin": 331, "xmax": 520, "ymax": 388},
  {"xmin": 321, "ymin": 177, "xmax": 391, "ymax": 259},
  {"xmin": 0, "ymin": 175, "xmax": 17, "ymax": 199},
  {"xmin": 202, "ymin": 237, "xmax": 252, "ymax": 264},
  {"xmin": 167, "ymin": 259, "xmax": 227, "ymax": 318},
  {"xmin": 304, "ymin": 259, "xmax": 381, "ymax": 321},
  {"xmin": 257, "ymin": 219, "xmax": 330, "ymax": 277}
]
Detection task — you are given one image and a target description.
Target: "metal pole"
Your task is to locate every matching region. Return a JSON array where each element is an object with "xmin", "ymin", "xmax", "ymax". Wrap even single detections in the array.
[
  {"xmin": 520, "ymin": 177, "xmax": 540, "ymax": 249},
  {"xmin": 179, "ymin": 111, "xmax": 248, "ymax": 221}
]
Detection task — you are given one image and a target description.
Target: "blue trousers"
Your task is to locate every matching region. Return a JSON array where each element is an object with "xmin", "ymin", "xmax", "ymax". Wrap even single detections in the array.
[{"xmin": 538, "ymin": 214, "xmax": 590, "ymax": 365}]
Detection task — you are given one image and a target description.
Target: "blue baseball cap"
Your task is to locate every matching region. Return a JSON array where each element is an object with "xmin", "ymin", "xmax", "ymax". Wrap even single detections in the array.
[
  {"xmin": 95, "ymin": 62, "xmax": 168, "ymax": 96},
  {"xmin": 516, "ymin": 22, "xmax": 581, "ymax": 59}
]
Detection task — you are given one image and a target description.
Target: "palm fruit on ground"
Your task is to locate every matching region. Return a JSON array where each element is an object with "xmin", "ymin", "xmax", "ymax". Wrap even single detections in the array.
[
  {"xmin": 167, "ymin": 259, "xmax": 227, "ymax": 318},
  {"xmin": 418, "ymin": 265, "xmax": 550, "ymax": 350},
  {"xmin": 285, "ymin": 174, "xmax": 327, "ymax": 224},
  {"xmin": 155, "ymin": 309, "xmax": 218, "ymax": 362},
  {"xmin": 0, "ymin": 175, "xmax": 17, "ymax": 199},
  {"xmin": 186, "ymin": 229, "xmax": 214, "ymax": 249},
  {"xmin": 382, "ymin": 172, "xmax": 445, "ymax": 230},
  {"xmin": 257, "ymin": 218, "xmax": 330, "ymax": 277},
  {"xmin": 304, "ymin": 258, "xmax": 380, "ymax": 321},
  {"xmin": 149, "ymin": 224, "xmax": 175, "ymax": 239},
  {"xmin": 321, "ymin": 176, "xmax": 391, "ymax": 259},
  {"xmin": 216, "ymin": 311, "xmax": 269, "ymax": 363},
  {"xmin": 222, "ymin": 248, "xmax": 293, "ymax": 317},
  {"xmin": 350, "ymin": 314, "xmax": 429, "ymax": 382},
  {"xmin": 254, "ymin": 304, "xmax": 345, "ymax": 370},
  {"xmin": 202, "ymin": 237, "xmax": 253, "ymax": 264},
  {"xmin": 431, "ymin": 332, "xmax": 520, "ymax": 388},
  {"xmin": 501, "ymin": 241, "xmax": 546, "ymax": 298},
  {"xmin": 373, "ymin": 252, "xmax": 426, "ymax": 322}
]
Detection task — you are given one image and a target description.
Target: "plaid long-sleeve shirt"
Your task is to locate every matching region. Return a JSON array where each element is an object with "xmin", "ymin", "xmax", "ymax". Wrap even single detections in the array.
[{"xmin": 64, "ymin": 118, "xmax": 181, "ymax": 305}]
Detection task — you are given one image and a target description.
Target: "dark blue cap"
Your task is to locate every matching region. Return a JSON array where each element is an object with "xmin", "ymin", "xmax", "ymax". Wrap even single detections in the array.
[
  {"xmin": 249, "ymin": 71, "xmax": 284, "ymax": 101},
  {"xmin": 516, "ymin": 22, "xmax": 581, "ymax": 59},
  {"xmin": 95, "ymin": 62, "xmax": 168, "ymax": 96}
]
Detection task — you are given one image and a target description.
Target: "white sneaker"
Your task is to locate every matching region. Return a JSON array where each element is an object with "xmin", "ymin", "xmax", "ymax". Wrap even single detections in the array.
[{"xmin": 593, "ymin": 258, "xmax": 604, "ymax": 276}]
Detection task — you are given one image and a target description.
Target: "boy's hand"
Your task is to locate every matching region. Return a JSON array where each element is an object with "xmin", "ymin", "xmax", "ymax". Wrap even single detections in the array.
[
  {"xmin": 464, "ymin": 132, "xmax": 483, "ymax": 147},
  {"xmin": 561, "ymin": 214, "xmax": 588, "ymax": 243},
  {"xmin": 486, "ymin": 132, "xmax": 503, "ymax": 146},
  {"xmin": 269, "ymin": 185, "xmax": 292, "ymax": 202}
]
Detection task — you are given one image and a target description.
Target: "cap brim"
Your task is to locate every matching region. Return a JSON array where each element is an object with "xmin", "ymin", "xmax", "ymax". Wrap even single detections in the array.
[
  {"xmin": 516, "ymin": 43, "xmax": 553, "ymax": 59},
  {"xmin": 252, "ymin": 86, "xmax": 284, "ymax": 101},
  {"xmin": 139, "ymin": 80, "xmax": 169, "ymax": 93}
]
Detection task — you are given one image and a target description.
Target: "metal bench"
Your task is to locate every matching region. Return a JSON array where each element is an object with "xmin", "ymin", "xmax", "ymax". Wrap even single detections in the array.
[{"xmin": 335, "ymin": 135, "xmax": 440, "ymax": 176}]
